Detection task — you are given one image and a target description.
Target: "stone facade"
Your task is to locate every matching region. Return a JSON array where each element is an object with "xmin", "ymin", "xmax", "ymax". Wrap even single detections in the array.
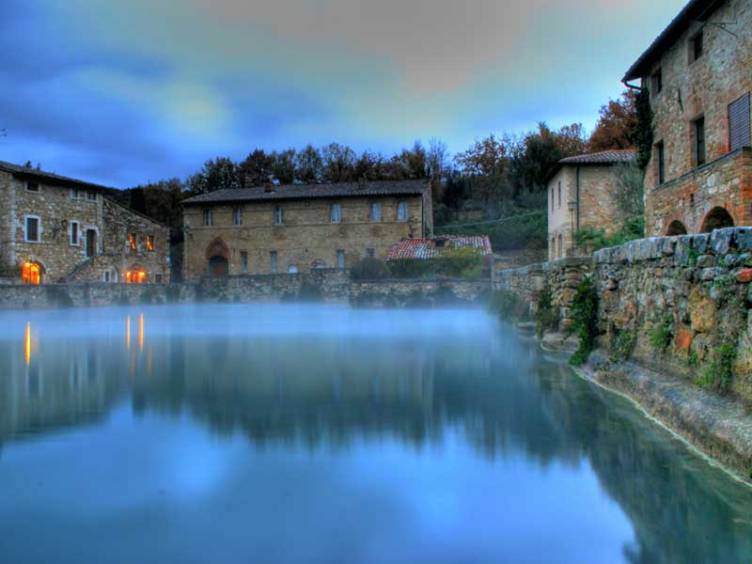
[
  {"xmin": 627, "ymin": 0, "xmax": 752, "ymax": 235},
  {"xmin": 182, "ymin": 181, "xmax": 433, "ymax": 281},
  {"xmin": 0, "ymin": 163, "xmax": 170, "ymax": 284},
  {"xmin": 546, "ymin": 152, "xmax": 635, "ymax": 260}
]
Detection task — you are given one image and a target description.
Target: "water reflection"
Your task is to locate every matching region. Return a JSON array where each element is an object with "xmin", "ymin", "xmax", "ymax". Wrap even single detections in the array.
[{"xmin": 0, "ymin": 305, "xmax": 751, "ymax": 563}]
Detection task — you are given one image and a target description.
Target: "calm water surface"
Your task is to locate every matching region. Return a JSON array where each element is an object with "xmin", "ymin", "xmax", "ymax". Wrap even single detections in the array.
[{"xmin": 1, "ymin": 304, "xmax": 751, "ymax": 564}]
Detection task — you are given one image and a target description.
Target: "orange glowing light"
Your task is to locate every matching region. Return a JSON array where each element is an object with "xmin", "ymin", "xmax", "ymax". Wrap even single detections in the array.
[
  {"xmin": 24, "ymin": 322, "xmax": 31, "ymax": 365},
  {"xmin": 125, "ymin": 269, "xmax": 148, "ymax": 284},
  {"xmin": 138, "ymin": 313, "xmax": 145, "ymax": 352},
  {"xmin": 21, "ymin": 262, "xmax": 42, "ymax": 285}
]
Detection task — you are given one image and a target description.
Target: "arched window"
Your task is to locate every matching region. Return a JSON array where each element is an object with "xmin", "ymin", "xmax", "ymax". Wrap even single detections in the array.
[
  {"xmin": 21, "ymin": 261, "xmax": 43, "ymax": 285},
  {"xmin": 666, "ymin": 220, "xmax": 688, "ymax": 236},
  {"xmin": 701, "ymin": 207, "xmax": 734, "ymax": 233}
]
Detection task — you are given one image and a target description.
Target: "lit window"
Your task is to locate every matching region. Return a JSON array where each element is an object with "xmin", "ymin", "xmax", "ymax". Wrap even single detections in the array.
[
  {"xmin": 145, "ymin": 235, "xmax": 155, "ymax": 252},
  {"xmin": 25, "ymin": 216, "xmax": 40, "ymax": 242},
  {"xmin": 370, "ymin": 202, "xmax": 381, "ymax": 222},
  {"xmin": 331, "ymin": 203, "xmax": 342, "ymax": 224},
  {"xmin": 233, "ymin": 207, "xmax": 243, "ymax": 226},
  {"xmin": 21, "ymin": 262, "xmax": 43, "ymax": 285},
  {"xmin": 125, "ymin": 269, "xmax": 148, "ymax": 284},
  {"xmin": 70, "ymin": 221, "xmax": 80, "ymax": 246},
  {"xmin": 397, "ymin": 201, "xmax": 408, "ymax": 222},
  {"xmin": 26, "ymin": 182, "xmax": 39, "ymax": 192},
  {"xmin": 128, "ymin": 233, "xmax": 138, "ymax": 252},
  {"xmin": 274, "ymin": 206, "xmax": 284, "ymax": 225},
  {"xmin": 203, "ymin": 208, "xmax": 213, "ymax": 226},
  {"xmin": 337, "ymin": 249, "xmax": 345, "ymax": 269}
]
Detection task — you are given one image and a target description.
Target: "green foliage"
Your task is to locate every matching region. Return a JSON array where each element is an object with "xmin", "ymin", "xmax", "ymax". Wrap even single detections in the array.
[
  {"xmin": 349, "ymin": 258, "xmax": 391, "ymax": 281},
  {"xmin": 688, "ymin": 350, "xmax": 699, "ymax": 368},
  {"xmin": 438, "ymin": 209, "xmax": 547, "ymax": 252},
  {"xmin": 634, "ymin": 88, "xmax": 654, "ymax": 170},
  {"xmin": 188, "ymin": 157, "xmax": 240, "ymax": 194},
  {"xmin": 489, "ymin": 290, "xmax": 530, "ymax": 321},
  {"xmin": 687, "ymin": 247, "xmax": 700, "ymax": 267},
  {"xmin": 609, "ymin": 330, "xmax": 637, "ymax": 362},
  {"xmin": 649, "ymin": 316, "xmax": 674, "ymax": 353},
  {"xmin": 575, "ymin": 216, "xmax": 644, "ymax": 253},
  {"xmin": 535, "ymin": 285, "xmax": 559, "ymax": 338},
  {"xmin": 568, "ymin": 276, "xmax": 599, "ymax": 366},
  {"xmin": 696, "ymin": 342, "xmax": 737, "ymax": 395}
]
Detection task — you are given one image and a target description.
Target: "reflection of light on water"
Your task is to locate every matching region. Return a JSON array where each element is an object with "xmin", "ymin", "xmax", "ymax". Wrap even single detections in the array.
[
  {"xmin": 24, "ymin": 322, "xmax": 31, "ymax": 365},
  {"xmin": 138, "ymin": 313, "xmax": 145, "ymax": 352},
  {"xmin": 126, "ymin": 315, "xmax": 131, "ymax": 350}
]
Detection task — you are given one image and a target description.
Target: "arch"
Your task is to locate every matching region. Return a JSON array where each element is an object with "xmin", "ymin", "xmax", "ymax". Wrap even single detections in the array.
[
  {"xmin": 205, "ymin": 237, "xmax": 230, "ymax": 261},
  {"xmin": 208, "ymin": 255, "xmax": 229, "ymax": 277},
  {"xmin": 701, "ymin": 207, "xmax": 734, "ymax": 233},
  {"xmin": 666, "ymin": 220, "xmax": 688, "ymax": 236},
  {"xmin": 21, "ymin": 261, "xmax": 44, "ymax": 285}
]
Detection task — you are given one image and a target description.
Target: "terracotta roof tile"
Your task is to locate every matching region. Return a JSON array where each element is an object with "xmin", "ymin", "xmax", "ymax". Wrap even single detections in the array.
[
  {"xmin": 558, "ymin": 150, "xmax": 637, "ymax": 165},
  {"xmin": 386, "ymin": 236, "xmax": 492, "ymax": 261}
]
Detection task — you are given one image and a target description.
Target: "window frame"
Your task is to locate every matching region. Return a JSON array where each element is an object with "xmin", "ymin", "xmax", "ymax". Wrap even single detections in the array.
[
  {"xmin": 69, "ymin": 220, "xmax": 81, "ymax": 246},
  {"xmin": 203, "ymin": 208, "xmax": 213, "ymax": 226},
  {"xmin": 397, "ymin": 201, "xmax": 408, "ymax": 222},
  {"xmin": 26, "ymin": 181, "xmax": 39, "ymax": 193},
  {"xmin": 655, "ymin": 141, "xmax": 666, "ymax": 186},
  {"xmin": 689, "ymin": 30, "xmax": 703, "ymax": 63},
  {"xmin": 370, "ymin": 202, "xmax": 382, "ymax": 223},
  {"xmin": 330, "ymin": 203, "xmax": 342, "ymax": 224},
  {"xmin": 651, "ymin": 68, "xmax": 663, "ymax": 96},
  {"xmin": 86, "ymin": 191, "xmax": 97, "ymax": 202},
  {"xmin": 336, "ymin": 249, "xmax": 345, "ymax": 269},
  {"xmin": 128, "ymin": 232, "xmax": 138, "ymax": 252},
  {"xmin": 240, "ymin": 250, "xmax": 249, "ymax": 273},
  {"xmin": 693, "ymin": 115, "xmax": 706, "ymax": 167},
  {"xmin": 728, "ymin": 93, "xmax": 751, "ymax": 151},
  {"xmin": 232, "ymin": 207, "xmax": 243, "ymax": 226},
  {"xmin": 145, "ymin": 235, "xmax": 155, "ymax": 252},
  {"xmin": 24, "ymin": 215, "xmax": 41, "ymax": 243},
  {"xmin": 274, "ymin": 206, "xmax": 284, "ymax": 226}
]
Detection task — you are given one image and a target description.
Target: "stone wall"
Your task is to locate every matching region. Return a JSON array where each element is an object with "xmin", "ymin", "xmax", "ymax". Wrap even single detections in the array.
[{"xmin": 0, "ymin": 270, "xmax": 489, "ymax": 310}]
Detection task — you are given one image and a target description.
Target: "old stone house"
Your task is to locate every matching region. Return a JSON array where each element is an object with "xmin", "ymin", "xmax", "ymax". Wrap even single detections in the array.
[
  {"xmin": 182, "ymin": 180, "xmax": 433, "ymax": 280},
  {"xmin": 623, "ymin": 0, "xmax": 752, "ymax": 236},
  {"xmin": 0, "ymin": 161, "xmax": 170, "ymax": 284},
  {"xmin": 546, "ymin": 150, "xmax": 636, "ymax": 260}
]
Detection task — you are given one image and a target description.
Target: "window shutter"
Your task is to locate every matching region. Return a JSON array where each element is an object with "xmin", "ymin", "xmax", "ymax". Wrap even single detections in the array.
[{"xmin": 729, "ymin": 93, "xmax": 751, "ymax": 151}]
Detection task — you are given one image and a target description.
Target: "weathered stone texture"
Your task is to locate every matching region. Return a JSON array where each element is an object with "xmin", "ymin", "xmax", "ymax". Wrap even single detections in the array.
[
  {"xmin": 183, "ymin": 194, "xmax": 429, "ymax": 281},
  {"xmin": 642, "ymin": 0, "xmax": 752, "ymax": 235}
]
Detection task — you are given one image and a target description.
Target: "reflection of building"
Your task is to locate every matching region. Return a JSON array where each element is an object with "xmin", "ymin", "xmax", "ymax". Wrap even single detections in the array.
[
  {"xmin": 0, "ymin": 161, "xmax": 170, "ymax": 284},
  {"xmin": 546, "ymin": 150, "xmax": 636, "ymax": 260},
  {"xmin": 181, "ymin": 180, "xmax": 433, "ymax": 280},
  {"xmin": 623, "ymin": 0, "xmax": 752, "ymax": 235}
]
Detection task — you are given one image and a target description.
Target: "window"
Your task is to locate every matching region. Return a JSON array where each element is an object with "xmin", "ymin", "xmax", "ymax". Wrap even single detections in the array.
[
  {"xmin": 70, "ymin": 189, "xmax": 80, "ymax": 200},
  {"xmin": 203, "ymin": 208, "xmax": 213, "ymax": 226},
  {"xmin": 270, "ymin": 251, "xmax": 278, "ymax": 273},
  {"xmin": 651, "ymin": 68, "xmax": 662, "ymax": 95},
  {"xmin": 397, "ymin": 201, "xmax": 408, "ymax": 222},
  {"xmin": 274, "ymin": 206, "xmax": 284, "ymax": 225},
  {"xmin": 729, "ymin": 93, "xmax": 751, "ymax": 151},
  {"xmin": 103, "ymin": 271, "xmax": 111, "ymax": 283},
  {"xmin": 145, "ymin": 235, "xmax": 155, "ymax": 252},
  {"xmin": 693, "ymin": 116, "xmax": 706, "ymax": 166},
  {"xmin": 86, "ymin": 191, "xmax": 97, "ymax": 202},
  {"xmin": 330, "ymin": 203, "xmax": 342, "ymax": 224},
  {"xmin": 656, "ymin": 141, "xmax": 665, "ymax": 185},
  {"xmin": 550, "ymin": 188, "xmax": 554, "ymax": 211},
  {"xmin": 26, "ymin": 181, "xmax": 39, "ymax": 192},
  {"xmin": 557, "ymin": 182, "xmax": 562, "ymax": 209},
  {"xmin": 128, "ymin": 233, "xmax": 138, "ymax": 252},
  {"xmin": 240, "ymin": 251, "xmax": 249, "ymax": 273},
  {"xmin": 558, "ymin": 234, "xmax": 563, "ymax": 258},
  {"xmin": 690, "ymin": 30, "xmax": 703, "ymax": 63},
  {"xmin": 70, "ymin": 221, "xmax": 80, "ymax": 246},
  {"xmin": 25, "ymin": 216, "xmax": 40, "ymax": 242},
  {"xmin": 370, "ymin": 202, "xmax": 382, "ymax": 222},
  {"xmin": 366, "ymin": 248, "xmax": 375, "ymax": 258},
  {"xmin": 233, "ymin": 207, "xmax": 243, "ymax": 226},
  {"xmin": 337, "ymin": 249, "xmax": 345, "ymax": 269}
]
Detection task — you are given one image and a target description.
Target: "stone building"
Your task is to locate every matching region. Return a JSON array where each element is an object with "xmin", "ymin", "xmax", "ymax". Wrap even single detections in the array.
[
  {"xmin": 623, "ymin": 0, "xmax": 752, "ymax": 236},
  {"xmin": 546, "ymin": 150, "xmax": 636, "ymax": 260},
  {"xmin": 182, "ymin": 180, "xmax": 433, "ymax": 280},
  {"xmin": 0, "ymin": 161, "xmax": 170, "ymax": 284}
]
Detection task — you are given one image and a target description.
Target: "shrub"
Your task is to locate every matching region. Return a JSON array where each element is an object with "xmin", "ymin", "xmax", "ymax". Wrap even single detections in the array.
[
  {"xmin": 535, "ymin": 285, "xmax": 558, "ymax": 338},
  {"xmin": 697, "ymin": 342, "xmax": 737, "ymax": 395},
  {"xmin": 649, "ymin": 316, "xmax": 674, "ymax": 352},
  {"xmin": 568, "ymin": 276, "xmax": 599, "ymax": 366},
  {"xmin": 382, "ymin": 248, "xmax": 485, "ymax": 280},
  {"xmin": 349, "ymin": 258, "xmax": 391, "ymax": 281},
  {"xmin": 489, "ymin": 290, "xmax": 530, "ymax": 321},
  {"xmin": 609, "ymin": 330, "xmax": 637, "ymax": 362}
]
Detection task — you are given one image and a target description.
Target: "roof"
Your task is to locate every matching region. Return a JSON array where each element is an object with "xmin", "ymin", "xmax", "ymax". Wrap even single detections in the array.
[
  {"xmin": 546, "ymin": 150, "xmax": 636, "ymax": 183},
  {"xmin": 623, "ymin": 0, "xmax": 726, "ymax": 82},
  {"xmin": 0, "ymin": 160, "xmax": 115, "ymax": 192},
  {"xmin": 386, "ymin": 236, "xmax": 493, "ymax": 261},
  {"xmin": 182, "ymin": 179, "xmax": 429, "ymax": 206}
]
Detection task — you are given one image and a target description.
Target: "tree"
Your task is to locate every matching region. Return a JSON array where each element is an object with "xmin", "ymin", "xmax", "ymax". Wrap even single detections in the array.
[
  {"xmin": 399, "ymin": 140, "xmax": 428, "ymax": 179},
  {"xmin": 426, "ymin": 138, "xmax": 449, "ymax": 179},
  {"xmin": 321, "ymin": 143, "xmax": 356, "ymax": 183},
  {"xmin": 270, "ymin": 149, "xmax": 296, "ymax": 185},
  {"xmin": 239, "ymin": 149, "xmax": 274, "ymax": 186},
  {"xmin": 454, "ymin": 134, "xmax": 508, "ymax": 177},
  {"xmin": 188, "ymin": 157, "xmax": 240, "ymax": 194},
  {"xmin": 353, "ymin": 150, "xmax": 385, "ymax": 181},
  {"xmin": 295, "ymin": 145, "xmax": 323, "ymax": 184},
  {"xmin": 588, "ymin": 90, "xmax": 639, "ymax": 152}
]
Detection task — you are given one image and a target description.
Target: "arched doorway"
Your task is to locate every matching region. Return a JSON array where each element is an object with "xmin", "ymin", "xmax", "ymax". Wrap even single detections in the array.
[
  {"xmin": 205, "ymin": 238, "xmax": 230, "ymax": 278},
  {"xmin": 125, "ymin": 266, "xmax": 148, "ymax": 284},
  {"xmin": 701, "ymin": 207, "xmax": 734, "ymax": 233},
  {"xmin": 666, "ymin": 220, "xmax": 688, "ymax": 236},
  {"xmin": 21, "ymin": 261, "xmax": 44, "ymax": 285}
]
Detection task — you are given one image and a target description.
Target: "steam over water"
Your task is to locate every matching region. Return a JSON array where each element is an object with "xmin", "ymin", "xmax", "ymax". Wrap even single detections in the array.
[{"xmin": 0, "ymin": 304, "xmax": 751, "ymax": 563}]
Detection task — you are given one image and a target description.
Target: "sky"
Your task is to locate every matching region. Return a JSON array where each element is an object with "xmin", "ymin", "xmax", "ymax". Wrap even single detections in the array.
[{"xmin": 0, "ymin": 0, "xmax": 687, "ymax": 188}]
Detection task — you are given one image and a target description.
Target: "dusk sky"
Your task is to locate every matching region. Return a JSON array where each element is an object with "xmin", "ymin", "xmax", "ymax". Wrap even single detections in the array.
[{"xmin": 1, "ymin": 0, "xmax": 687, "ymax": 188}]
